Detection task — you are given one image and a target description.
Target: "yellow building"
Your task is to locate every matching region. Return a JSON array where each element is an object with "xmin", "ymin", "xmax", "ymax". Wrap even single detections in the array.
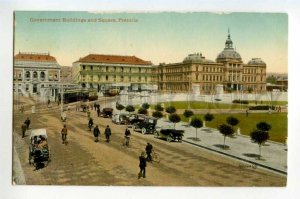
[
  {"xmin": 155, "ymin": 31, "xmax": 267, "ymax": 94},
  {"xmin": 72, "ymin": 54, "xmax": 156, "ymax": 92}
]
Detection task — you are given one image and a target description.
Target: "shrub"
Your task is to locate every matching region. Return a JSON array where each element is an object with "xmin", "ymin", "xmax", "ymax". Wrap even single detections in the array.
[
  {"xmin": 154, "ymin": 104, "xmax": 164, "ymax": 112},
  {"xmin": 256, "ymin": 121, "xmax": 272, "ymax": 132},
  {"xmin": 169, "ymin": 113, "xmax": 181, "ymax": 129},
  {"xmin": 183, "ymin": 110, "xmax": 194, "ymax": 118},
  {"xmin": 138, "ymin": 108, "xmax": 148, "ymax": 115},
  {"xmin": 232, "ymin": 99, "xmax": 249, "ymax": 104},
  {"xmin": 125, "ymin": 105, "xmax": 135, "ymax": 113},
  {"xmin": 204, "ymin": 113, "xmax": 214, "ymax": 122},
  {"xmin": 141, "ymin": 103, "xmax": 150, "ymax": 110}
]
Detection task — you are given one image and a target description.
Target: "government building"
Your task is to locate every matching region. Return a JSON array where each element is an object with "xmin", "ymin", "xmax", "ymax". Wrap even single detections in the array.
[
  {"xmin": 13, "ymin": 52, "xmax": 61, "ymax": 101},
  {"xmin": 154, "ymin": 31, "xmax": 267, "ymax": 94},
  {"xmin": 72, "ymin": 54, "xmax": 157, "ymax": 92}
]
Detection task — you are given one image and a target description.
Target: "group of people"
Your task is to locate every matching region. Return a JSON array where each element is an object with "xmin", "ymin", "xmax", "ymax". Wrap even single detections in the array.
[
  {"xmin": 88, "ymin": 118, "xmax": 112, "ymax": 143},
  {"xmin": 138, "ymin": 142, "xmax": 153, "ymax": 179}
]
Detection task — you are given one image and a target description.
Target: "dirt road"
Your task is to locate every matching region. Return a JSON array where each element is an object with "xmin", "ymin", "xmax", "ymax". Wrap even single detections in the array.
[{"xmin": 13, "ymin": 108, "xmax": 286, "ymax": 186}]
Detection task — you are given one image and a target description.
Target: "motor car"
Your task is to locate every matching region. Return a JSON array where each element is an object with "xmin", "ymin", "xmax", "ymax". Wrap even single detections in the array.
[
  {"xmin": 132, "ymin": 115, "xmax": 157, "ymax": 134},
  {"xmin": 112, "ymin": 113, "xmax": 128, "ymax": 124},
  {"xmin": 154, "ymin": 128, "xmax": 184, "ymax": 142},
  {"xmin": 101, "ymin": 108, "xmax": 113, "ymax": 118}
]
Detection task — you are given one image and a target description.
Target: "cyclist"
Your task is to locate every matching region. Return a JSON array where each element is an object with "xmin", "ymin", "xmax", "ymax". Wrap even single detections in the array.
[
  {"xmin": 124, "ymin": 128, "xmax": 131, "ymax": 146},
  {"xmin": 88, "ymin": 118, "xmax": 94, "ymax": 131}
]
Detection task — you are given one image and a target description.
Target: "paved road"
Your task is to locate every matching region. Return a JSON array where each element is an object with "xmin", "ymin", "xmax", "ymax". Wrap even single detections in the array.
[{"xmin": 13, "ymin": 106, "xmax": 286, "ymax": 186}]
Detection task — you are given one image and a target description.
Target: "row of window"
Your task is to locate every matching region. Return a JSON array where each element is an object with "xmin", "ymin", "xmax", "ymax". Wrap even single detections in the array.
[
  {"xmin": 81, "ymin": 65, "xmax": 151, "ymax": 73},
  {"xmin": 82, "ymin": 75, "xmax": 148, "ymax": 82},
  {"xmin": 14, "ymin": 71, "xmax": 59, "ymax": 81}
]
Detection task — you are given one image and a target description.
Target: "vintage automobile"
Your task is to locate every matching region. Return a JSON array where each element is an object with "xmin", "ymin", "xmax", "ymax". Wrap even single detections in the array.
[
  {"xmin": 101, "ymin": 108, "xmax": 114, "ymax": 118},
  {"xmin": 126, "ymin": 114, "xmax": 145, "ymax": 127},
  {"xmin": 28, "ymin": 129, "xmax": 51, "ymax": 170},
  {"xmin": 112, "ymin": 113, "xmax": 129, "ymax": 125},
  {"xmin": 154, "ymin": 128, "xmax": 184, "ymax": 142},
  {"xmin": 132, "ymin": 115, "xmax": 157, "ymax": 134}
]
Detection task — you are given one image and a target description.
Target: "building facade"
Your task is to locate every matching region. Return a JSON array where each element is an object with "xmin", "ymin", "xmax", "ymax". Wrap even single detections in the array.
[
  {"xmin": 72, "ymin": 54, "xmax": 156, "ymax": 92},
  {"xmin": 155, "ymin": 31, "xmax": 267, "ymax": 94},
  {"xmin": 13, "ymin": 52, "xmax": 61, "ymax": 100}
]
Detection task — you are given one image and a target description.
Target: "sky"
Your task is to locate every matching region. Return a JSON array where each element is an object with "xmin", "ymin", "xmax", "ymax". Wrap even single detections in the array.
[{"xmin": 14, "ymin": 11, "xmax": 288, "ymax": 73}]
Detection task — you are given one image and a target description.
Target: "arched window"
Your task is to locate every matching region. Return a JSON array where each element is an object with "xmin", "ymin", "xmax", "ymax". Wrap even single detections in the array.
[
  {"xmin": 40, "ymin": 72, "xmax": 45, "ymax": 81},
  {"xmin": 33, "ymin": 71, "xmax": 38, "ymax": 79},
  {"xmin": 25, "ymin": 71, "xmax": 30, "ymax": 79}
]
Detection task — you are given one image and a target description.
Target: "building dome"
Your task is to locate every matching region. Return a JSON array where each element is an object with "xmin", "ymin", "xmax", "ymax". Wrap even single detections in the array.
[
  {"xmin": 183, "ymin": 53, "xmax": 214, "ymax": 63},
  {"xmin": 247, "ymin": 58, "xmax": 266, "ymax": 65},
  {"xmin": 216, "ymin": 30, "xmax": 242, "ymax": 62}
]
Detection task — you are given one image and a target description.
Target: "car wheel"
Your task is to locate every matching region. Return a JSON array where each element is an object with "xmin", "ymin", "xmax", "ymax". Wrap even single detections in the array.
[
  {"xmin": 141, "ymin": 128, "xmax": 147, "ymax": 134},
  {"xmin": 167, "ymin": 136, "xmax": 172, "ymax": 142}
]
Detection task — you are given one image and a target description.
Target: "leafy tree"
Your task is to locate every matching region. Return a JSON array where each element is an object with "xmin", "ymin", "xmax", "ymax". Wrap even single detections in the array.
[
  {"xmin": 141, "ymin": 103, "xmax": 150, "ymax": 110},
  {"xmin": 183, "ymin": 110, "xmax": 194, "ymax": 118},
  {"xmin": 166, "ymin": 106, "xmax": 176, "ymax": 114},
  {"xmin": 256, "ymin": 121, "xmax": 272, "ymax": 132},
  {"xmin": 138, "ymin": 108, "xmax": 148, "ymax": 115},
  {"xmin": 218, "ymin": 124, "xmax": 234, "ymax": 149},
  {"xmin": 116, "ymin": 103, "xmax": 125, "ymax": 113},
  {"xmin": 266, "ymin": 75, "xmax": 277, "ymax": 84},
  {"xmin": 154, "ymin": 103, "xmax": 164, "ymax": 112},
  {"xmin": 250, "ymin": 129, "xmax": 269, "ymax": 159},
  {"xmin": 204, "ymin": 113, "xmax": 214, "ymax": 127},
  {"xmin": 125, "ymin": 105, "xmax": 135, "ymax": 113},
  {"xmin": 190, "ymin": 117, "xmax": 203, "ymax": 140},
  {"xmin": 226, "ymin": 116, "xmax": 239, "ymax": 134},
  {"xmin": 169, "ymin": 113, "xmax": 181, "ymax": 129},
  {"xmin": 152, "ymin": 111, "xmax": 163, "ymax": 119}
]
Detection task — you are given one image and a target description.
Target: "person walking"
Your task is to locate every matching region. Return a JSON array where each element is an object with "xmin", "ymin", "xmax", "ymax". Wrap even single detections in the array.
[
  {"xmin": 124, "ymin": 128, "xmax": 131, "ymax": 146},
  {"xmin": 145, "ymin": 143, "xmax": 153, "ymax": 162},
  {"xmin": 104, "ymin": 125, "xmax": 112, "ymax": 142},
  {"xmin": 25, "ymin": 117, "xmax": 31, "ymax": 130},
  {"xmin": 93, "ymin": 125, "xmax": 100, "ymax": 142},
  {"xmin": 138, "ymin": 152, "xmax": 147, "ymax": 179},
  {"xmin": 21, "ymin": 122, "xmax": 27, "ymax": 138},
  {"xmin": 61, "ymin": 124, "xmax": 68, "ymax": 144},
  {"xmin": 97, "ymin": 108, "xmax": 100, "ymax": 117}
]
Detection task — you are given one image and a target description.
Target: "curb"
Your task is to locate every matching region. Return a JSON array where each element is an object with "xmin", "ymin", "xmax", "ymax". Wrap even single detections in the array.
[{"xmin": 182, "ymin": 139, "xmax": 287, "ymax": 176}]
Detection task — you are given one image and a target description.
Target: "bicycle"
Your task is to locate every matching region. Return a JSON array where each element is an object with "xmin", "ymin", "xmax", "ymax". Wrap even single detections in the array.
[
  {"xmin": 151, "ymin": 150, "xmax": 160, "ymax": 163},
  {"xmin": 123, "ymin": 135, "xmax": 130, "ymax": 147}
]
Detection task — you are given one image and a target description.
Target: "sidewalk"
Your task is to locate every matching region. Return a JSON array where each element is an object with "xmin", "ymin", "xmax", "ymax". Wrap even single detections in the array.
[{"xmin": 157, "ymin": 119, "xmax": 287, "ymax": 175}]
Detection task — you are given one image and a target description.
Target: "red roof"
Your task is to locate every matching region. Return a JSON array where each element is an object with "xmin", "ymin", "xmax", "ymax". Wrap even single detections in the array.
[
  {"xmin": 77, "ymin": 54, "xmax": 152, "ymax": 65},
  {"xmin": 14, "ymin": 53, "xmax": 57, "ymax": 62}
]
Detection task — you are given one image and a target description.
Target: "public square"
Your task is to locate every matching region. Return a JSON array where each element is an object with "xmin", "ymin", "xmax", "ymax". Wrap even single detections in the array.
[{"xmin": 12, "ymin": 95, "xmax": 286, "ymax": 186}]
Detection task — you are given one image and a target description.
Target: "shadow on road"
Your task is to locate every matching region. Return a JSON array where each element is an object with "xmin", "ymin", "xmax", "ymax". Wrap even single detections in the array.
[{"xmin": 213, "ymin": 144, "xmax": 230, "ymax": 150}]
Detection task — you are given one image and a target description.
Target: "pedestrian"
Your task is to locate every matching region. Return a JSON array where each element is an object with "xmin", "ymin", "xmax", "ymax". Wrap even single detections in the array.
[
  {"xmin": 87, "ymin": 108, "xmax": 91, "ymax": 118},
  {"xmin": 138, "ymin": 151, "xmax": 147, "ymax": 179},
  {"xmin": 145, "ymin": 143, "xmax": 153, "ymax": 162},
  {"xmin": 246, "ymin": 109, "xmax": 249, "ymax": 117},
  {"xmin": 93, "ymin": 125, "xmax": 100, "ymax": 142},
  {"xmin": 94, "ymin": 102, "xmax": 97, "ymax": 111},
  {"xmin": 124, "ymin": 128, "xmax": 131, "ymax": 146},
  {"xmin": 97, "ymin": 108, "xmax": 100, "ymax": 117},
  {"xmin": 278, "ymin": 106, "xmax": 281, "ymax": 112},
  {"xmin": 47, "ymin": 99, "xmax": 50, "ymax": 106},
  {"xmin": 25, "ymin": 117, "xmax": 31, "ymax": 130},
  {"xmin": 61, "ymin": 124, "xmax": 68, "ymax": 144},
  {"xmin": 21, "ymin": 122, "xmax": 27, "ymax": 138},
  {"xmin": 104, "ymin": 125, "xmax": 112, "ymax": 142}
]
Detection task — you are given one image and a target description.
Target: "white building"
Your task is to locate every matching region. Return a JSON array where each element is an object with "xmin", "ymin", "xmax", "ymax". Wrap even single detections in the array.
[{"xmin": 13, "ymin": 52, "xmax": 61, "ymax": 101}]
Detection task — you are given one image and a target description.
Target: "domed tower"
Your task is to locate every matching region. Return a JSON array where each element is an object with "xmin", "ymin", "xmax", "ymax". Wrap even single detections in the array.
[{"xmin": 216, "ymin": 29, "xmax": 243, "ymax": 91}]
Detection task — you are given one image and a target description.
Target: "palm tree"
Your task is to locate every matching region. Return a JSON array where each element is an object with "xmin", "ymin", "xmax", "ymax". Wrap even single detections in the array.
[
  {"xmin": 169, "ymin": 113, "xmax": 181, "ymax": 129},
  {"xmin": 250, "ymin": 129, "xmax": 269, "ymax": 159},
  {"xmin": 190, "ymin": 117, "xmax": 203, "ymax": 141},
  {"xmin": 218, "ymin": 124, "xmax": 234, "ymax": 149}
]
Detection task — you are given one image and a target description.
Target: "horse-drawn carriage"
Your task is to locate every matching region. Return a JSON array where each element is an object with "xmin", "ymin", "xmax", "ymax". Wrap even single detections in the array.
[{"xmin": 28, "ymin": 129, "xmax": 51, "ymax": 170}]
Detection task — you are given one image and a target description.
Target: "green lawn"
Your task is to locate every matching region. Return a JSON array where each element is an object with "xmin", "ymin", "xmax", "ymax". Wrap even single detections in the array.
[
  {"xmin": 180, "ymin": 112, "xmax": 287, "ymax": 143},
  {"xmin": 151, "ymin": 101, "xmax": 287, "ymax": 110},
  {"xmin": 152, "ymin": 101, "xmax": 243, "ymax": 109}
]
